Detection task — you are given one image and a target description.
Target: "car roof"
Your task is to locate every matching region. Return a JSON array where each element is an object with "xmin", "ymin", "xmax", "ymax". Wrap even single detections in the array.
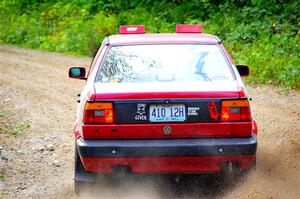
[{"xmin": 107, "ymin": 33, "xmax": 220, "ymax": 45}]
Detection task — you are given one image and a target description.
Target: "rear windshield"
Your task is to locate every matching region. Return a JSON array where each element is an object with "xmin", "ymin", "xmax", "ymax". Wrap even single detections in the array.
[{"xmin": 95, "ymin": 44, "xmax": 234, "ymax": 83}]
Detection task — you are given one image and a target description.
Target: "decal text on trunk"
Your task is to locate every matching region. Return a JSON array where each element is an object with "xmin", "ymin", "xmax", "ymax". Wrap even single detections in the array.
[{"xmin": 187, "ymin": 107, "xmax": 200, "ymax": 115}]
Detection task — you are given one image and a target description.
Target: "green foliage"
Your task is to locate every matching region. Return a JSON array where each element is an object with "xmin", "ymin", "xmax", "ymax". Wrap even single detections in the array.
[
  {"xmin": 9, "ymin": 123, "xmax": 30, "ymax": 136},
  {"xmin": 0, "ymin": 170, "xmax": 4, "ymax": 181},
  {"xmin": 0, "ymin": 110, "xmax": 30, "ymax": 136},
  {"xmin": 0, "ymin": 122, "xmax": 30, "ymax": 136},
  {"xmin": 0, "ymin": 0, "xmax": 299, "ymax": 89},
  {"xmin": 0, "ymin": 112, "xmax": 6, "ymax": 117}
]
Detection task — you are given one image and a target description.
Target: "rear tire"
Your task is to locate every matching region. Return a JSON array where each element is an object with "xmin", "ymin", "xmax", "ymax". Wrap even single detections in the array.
[
  {"xmin": 252, "ymin": 157, "xmax": 257, "ymax": 170},
  {"xmin": 221, "ymin": 158, "xmax": 257, "ymax": 184}
]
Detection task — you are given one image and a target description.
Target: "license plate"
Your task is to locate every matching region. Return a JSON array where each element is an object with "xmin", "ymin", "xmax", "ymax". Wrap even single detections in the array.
[{"xmin": 149, "ymin": 104, "xmax": 186, "ymax": 122}]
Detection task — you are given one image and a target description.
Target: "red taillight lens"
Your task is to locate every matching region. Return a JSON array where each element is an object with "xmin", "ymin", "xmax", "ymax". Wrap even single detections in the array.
[
  {"xmin": 83, "ymin": 110, "xmax": 95, "ymax": 124},
  {"xmin": 221, "ymin": 100, "xmax": 251, "ymax": 121},
  {"xmin": 93, "ymin": 110, "xmax": 114, "ymax": 123},
  {"xmin": 83, "ymin": 102, "xmax": 114, "ymax": 124}
]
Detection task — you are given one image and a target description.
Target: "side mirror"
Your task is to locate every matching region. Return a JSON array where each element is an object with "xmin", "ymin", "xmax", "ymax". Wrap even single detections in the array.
[
  {"xmin": 68, "ymin": 67, "xmax": 86, "ymax": 80},
  {"xmin": 236, "ymin": 65, "xmax": 250, "ymax": 77}
]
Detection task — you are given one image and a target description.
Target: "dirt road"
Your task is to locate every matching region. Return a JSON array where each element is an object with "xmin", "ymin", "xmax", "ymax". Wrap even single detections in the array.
[{"xmin": 0, "ymin": 46, "xmax": 299, "ymax": 199}]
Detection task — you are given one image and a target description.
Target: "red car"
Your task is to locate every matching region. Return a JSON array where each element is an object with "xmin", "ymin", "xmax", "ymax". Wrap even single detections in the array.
[{"xmin": 69, "ymin": 24, "xmax": 257, "ymax": 194}]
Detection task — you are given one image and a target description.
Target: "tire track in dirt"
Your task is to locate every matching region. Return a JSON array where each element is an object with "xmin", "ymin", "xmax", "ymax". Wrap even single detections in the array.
[{"xmin": 0, "ymin": 46, "xmax": 299, "ymax": 199}]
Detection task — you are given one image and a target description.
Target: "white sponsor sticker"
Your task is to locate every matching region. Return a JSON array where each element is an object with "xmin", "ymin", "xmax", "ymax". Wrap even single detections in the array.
[{"xmin": 187, "ymin": 107, "xmax": 200, "ymax": 115}]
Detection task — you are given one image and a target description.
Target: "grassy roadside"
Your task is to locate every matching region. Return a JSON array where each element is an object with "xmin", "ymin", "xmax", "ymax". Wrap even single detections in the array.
[
  {"xmin": 0, "ymin": 0, "xmax": 299, "ymax": 89},
  {"xmin": 0, "ymin": 111, "xmax": 30, "ymax": 137}
]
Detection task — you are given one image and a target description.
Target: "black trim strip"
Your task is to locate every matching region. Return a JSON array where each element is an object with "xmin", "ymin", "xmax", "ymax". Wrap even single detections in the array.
[{"xmin": 77, "ymin": 135, "xmax": 257, "ymax": 158}]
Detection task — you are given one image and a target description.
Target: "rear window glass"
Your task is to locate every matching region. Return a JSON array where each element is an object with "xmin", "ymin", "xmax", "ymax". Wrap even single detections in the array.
[{"xmin": 95, "ymin": 44, "xmax": 234, "ymax": 83}]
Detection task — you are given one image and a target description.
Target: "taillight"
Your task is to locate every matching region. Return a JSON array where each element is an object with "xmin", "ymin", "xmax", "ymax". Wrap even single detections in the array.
[
  {"xmin": 221, "ymin": 99, "xmax": 251, "ymax": 122},
  {"xmin": 83, "ymin": 102, "xmax": 114, "ymax": 124}
]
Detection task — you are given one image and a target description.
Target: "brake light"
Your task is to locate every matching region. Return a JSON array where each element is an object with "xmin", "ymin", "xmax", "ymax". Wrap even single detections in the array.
[
  {"xmin": 83, "ymin": 102, "xmax": 114, "ymax": 124},
  {"xmin": 221, "ymin": 100, "xmax": 251, "ymax": 121}
]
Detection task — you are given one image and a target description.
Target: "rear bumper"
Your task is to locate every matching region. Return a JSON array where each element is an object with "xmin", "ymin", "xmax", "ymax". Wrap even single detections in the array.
[{"xmin": 76, "ymin": 135, "xmax": 257, "ymax": 173}]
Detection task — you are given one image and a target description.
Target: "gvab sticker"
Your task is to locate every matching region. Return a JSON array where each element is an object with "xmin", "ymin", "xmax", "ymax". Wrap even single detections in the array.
[{"xmin": 135, "ymin": 104, "xmax": 147, "ymax": 120}]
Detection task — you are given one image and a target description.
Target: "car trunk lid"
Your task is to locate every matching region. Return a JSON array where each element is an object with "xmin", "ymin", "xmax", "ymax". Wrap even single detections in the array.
[{"xmin": 81, "ymin": 81, "xmax": 252, "ymax": 139}]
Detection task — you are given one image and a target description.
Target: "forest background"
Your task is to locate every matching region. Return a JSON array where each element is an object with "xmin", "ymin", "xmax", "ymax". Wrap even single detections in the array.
[{"xmin": 0, "ymin": 0, "xmax": 299, "ymax": 89}]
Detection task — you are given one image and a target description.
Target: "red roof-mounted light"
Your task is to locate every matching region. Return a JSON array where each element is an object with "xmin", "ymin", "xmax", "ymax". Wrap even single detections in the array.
[
  {"xmin": 176, "ymin": 24, "xmax": 202, "ymax": 33},
  {"xmin": 119, "ymin": 25, "xmax": 145, "ymax": 34}
]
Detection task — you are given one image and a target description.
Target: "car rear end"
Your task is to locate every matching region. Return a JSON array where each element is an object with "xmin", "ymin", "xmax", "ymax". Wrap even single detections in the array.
[
  {"xmin": 71, "ymin": 25, "xmax": 257, "ymax": 193},
  {"xmin": 77, "ymin": 93, "xmax": 257, "ymax": 174}
]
